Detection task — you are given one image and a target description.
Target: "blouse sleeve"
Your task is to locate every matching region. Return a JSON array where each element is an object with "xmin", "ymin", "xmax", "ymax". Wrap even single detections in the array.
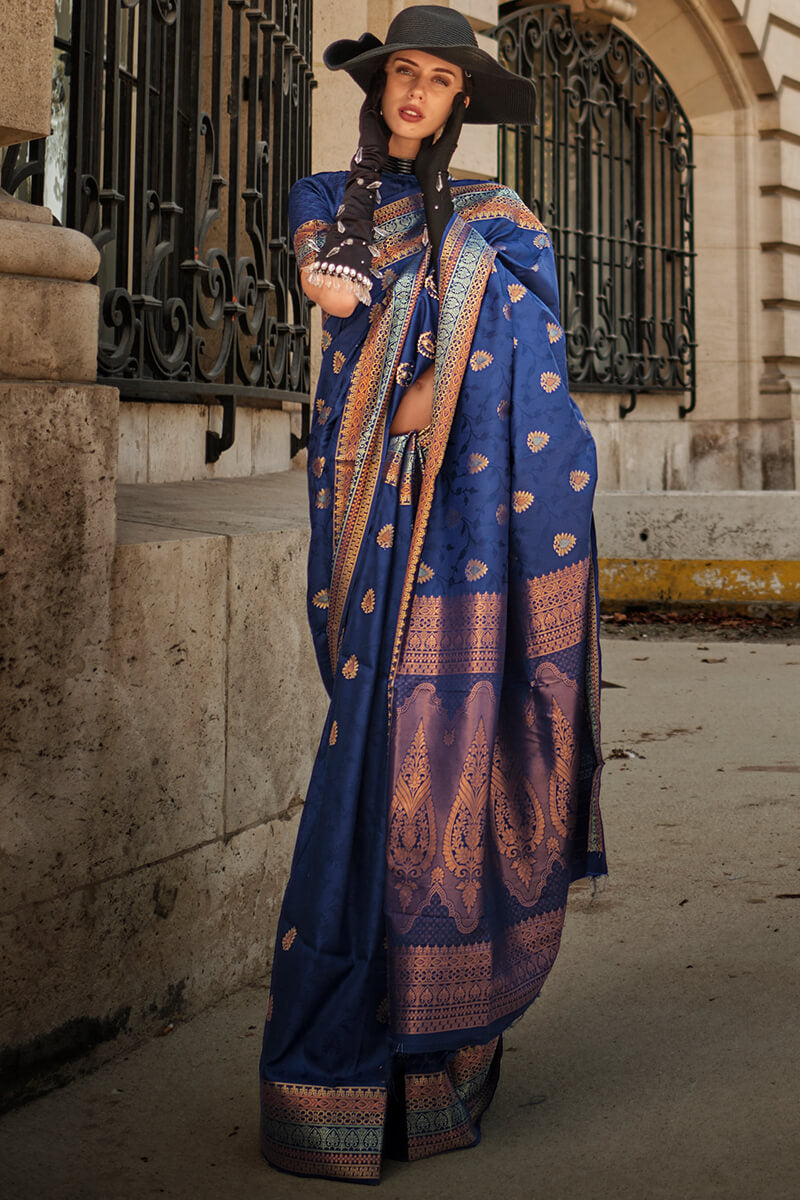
[{"xmin": 289, "ymin": 173, "xmax": 346, "ymax": 271}]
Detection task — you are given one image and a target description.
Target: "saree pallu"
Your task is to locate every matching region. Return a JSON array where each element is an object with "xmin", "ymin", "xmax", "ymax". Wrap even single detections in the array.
[{"xmin": 259, "ymin": 170, "xmax": 606, "ymax": 1184}]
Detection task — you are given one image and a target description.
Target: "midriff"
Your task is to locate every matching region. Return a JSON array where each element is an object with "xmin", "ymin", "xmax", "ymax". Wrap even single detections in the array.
[{"xmin": 389, "ymin": 364, "xmax": 435, "ymax": 434}]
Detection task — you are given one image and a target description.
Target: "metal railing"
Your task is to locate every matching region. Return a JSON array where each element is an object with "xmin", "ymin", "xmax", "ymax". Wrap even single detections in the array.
[
  {"xmin": 495, "ymin": 4, "xmax": 696, "ymax": 417},
  {"xmin": 2, "ymin": 0, "xmax": 315, "ymax": 459}
]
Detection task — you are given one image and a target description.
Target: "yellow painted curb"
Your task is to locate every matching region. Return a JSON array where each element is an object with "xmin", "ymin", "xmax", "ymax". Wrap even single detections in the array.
[{"xmin": 598, "ymin": 558, "xmax": 800, "ymax": 604}]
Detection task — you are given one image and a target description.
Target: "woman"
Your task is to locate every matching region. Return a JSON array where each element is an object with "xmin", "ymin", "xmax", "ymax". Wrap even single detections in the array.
[{"xmin": 259, "ymin": 6, "xmax": 606, "ymax": 1183}]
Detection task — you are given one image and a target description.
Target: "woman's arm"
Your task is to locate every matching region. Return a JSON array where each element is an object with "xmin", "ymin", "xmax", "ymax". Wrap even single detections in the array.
[{"xmin": 300, "ymin": 270, "xmax": 359, "ymax": 319}]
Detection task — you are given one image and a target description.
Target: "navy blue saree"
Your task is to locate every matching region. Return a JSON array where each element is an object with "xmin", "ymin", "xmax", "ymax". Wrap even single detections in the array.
[{"xmin": 259, "ymin": 168, "xmax": 606, "ymax": 1183}]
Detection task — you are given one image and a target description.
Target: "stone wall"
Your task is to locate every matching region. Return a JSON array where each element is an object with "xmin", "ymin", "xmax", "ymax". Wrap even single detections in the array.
[{"xmin": 1, "ymin": 451, "xmax": 326, "ymax": 1107}]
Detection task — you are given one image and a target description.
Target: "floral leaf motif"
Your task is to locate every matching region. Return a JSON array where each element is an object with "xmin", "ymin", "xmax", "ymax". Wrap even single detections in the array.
[
  {"xmin": 342, "ymin": 654, "xmax": 359, "ymax": 679},
  {"xmin": 507, "ymin": 283, "xmax": 526, "ymax": 303},
  {"xmin": 540, "ymin": 371, "xmax": 561, "ymax": 393},
  {"xmin": 318, "ymin": 405, "xmax": 331, "ymax": 425},
  {"xmin": 468, "ymin": 453, "xmax": 489, "ymax": 474},
  {"xmin": 281, "ymin": 926, "xmax": 297, "ymax": 951},
  {"xmin": 417, "ymin": 562, "xmax": 434, "ymax": 584},
  {"xmin": 311, "ymin": 456, "xmax": 325, "ymax": 478},
  {"xmin": 444, "ymin": 718, "xmax": 490, "ymax": 917},
  {"xmin": 465, "ymin": 559, "xmax": 488, "ymax": 582},
  {"xmin": 534, "ymin": 233, "xmax": 551, "ymax": 249},
  {"xmin": 312, "ymin": 589, "xmax": 329, "ymax": 609},
  {"xmin": 320, "ymin": 330, "xmax": 332, "ymax": 352},
  {"xmin": 315, "ymin": 396, "xmax": 325, "ymax": 412},
  {"xmin": 396, "ymin": 362, "xmax": 413, "ymax": 388},
  {"xmin": 377, "ymin": 523, "xmax": 394, "ymax": 549},
  {"xmin": 549, "ymin": 699, "xmax": 577, "ymax": 837},
  {"xmin": 491, "ymin": 737, "xmax": 544, "ymax": 893},
  {"xmin": 547, "ymin": 322, "xmax": 563, "ymax": 344},
  {"xmin": 315, "ymin": 487, "xmax": 331, "ymax": 509},
  {"xmin": 470, "ymin": 350, "xmax": 493, "ymax": 372},
  {"xmin": 570, "ymin": 469, "xmax": 590, "ymax": 492},
  {"xmin": 527, "ymin": 430, "xmax": 550, "ymax": 453},
  {"xmin": 513, "ymin": 490, "xmax": 534, "ymax": 513},
  {"xmin": 496, "ymin": 503, "xmax": 509, "ymax": 525},
  {"xmin": 361, "ymin": 588, "xmax": 375, "ymax": 613},
  {"xmin": 553, "ymin": 532, "xmax": 577, "ymax": 557},
  {"xmin": 332, "ymin": 350, "xmax": 346, "ymax": 374},
  {"xmin": 329, "ymin": 720, "xmax": 338, "ymax": 746},
  {"xmin": 417, "ymin": 330, "xmax": 436, "ymax": 358},
  {"xmin": 387, "ymin": 720, "xmax": 436, "ymax": 911},
  {"xmin": 503, "ymin": 303, "xmax": 512, "ymax": 321},
  {"xmin": 424, "ymin": 274, "xmax": 438, "ymax": 299}
]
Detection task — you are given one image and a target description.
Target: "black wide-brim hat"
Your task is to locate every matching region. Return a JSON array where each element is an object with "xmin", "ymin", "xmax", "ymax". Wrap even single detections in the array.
[{"xmin": 323, "ymin": 5, "xmax": 536, "ymax": 126}]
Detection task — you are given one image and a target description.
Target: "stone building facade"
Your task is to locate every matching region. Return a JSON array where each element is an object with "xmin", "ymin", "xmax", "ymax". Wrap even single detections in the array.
[{"xmin": 1, "ymin": 0, "xmax": 798, "ymax": 1107}]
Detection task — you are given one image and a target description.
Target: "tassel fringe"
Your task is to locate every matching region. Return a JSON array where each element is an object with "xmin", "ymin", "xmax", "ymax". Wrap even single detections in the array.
[{"xmin": 305, "ymin": 261, "xmax": 374, "ymax": 307}]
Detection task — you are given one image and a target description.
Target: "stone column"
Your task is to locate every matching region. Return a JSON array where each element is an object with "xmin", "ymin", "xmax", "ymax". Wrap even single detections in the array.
[{"xmin": 0, "ymin": 0, "xmax": 119, "ymax": 1099}]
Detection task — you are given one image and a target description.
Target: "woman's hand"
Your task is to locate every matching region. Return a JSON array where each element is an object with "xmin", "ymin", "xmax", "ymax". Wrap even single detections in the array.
[{"xmin": 300, "ymin": 270, "xmax": 359, "ymax": 318}]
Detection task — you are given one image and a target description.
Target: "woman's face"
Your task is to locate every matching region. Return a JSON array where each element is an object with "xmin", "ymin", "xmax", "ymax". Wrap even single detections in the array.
[{"xmin": 382, "ymin": 50, "xmax": 466, "ymax": 153}]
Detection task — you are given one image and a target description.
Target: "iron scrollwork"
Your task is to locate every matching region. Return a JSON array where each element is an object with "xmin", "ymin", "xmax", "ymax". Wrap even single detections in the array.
[
  {"xmin": 2, "ymin": 0, "xmax": 315, "ymax": 457},
  {"xmin": 495, "ymin": 4, "xmax": 696, "ymax": 417}
]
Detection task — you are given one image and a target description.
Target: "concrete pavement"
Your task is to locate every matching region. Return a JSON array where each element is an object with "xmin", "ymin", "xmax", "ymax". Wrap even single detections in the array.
[{"xmin": 1, "ymin": 637, "xmax": 798, "ymax": 1200}]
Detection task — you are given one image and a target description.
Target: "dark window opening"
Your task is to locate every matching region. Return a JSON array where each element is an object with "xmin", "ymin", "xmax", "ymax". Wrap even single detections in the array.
[{"xmin": 495, "ymin": 4, "xmax": 696, "ymax": 417}]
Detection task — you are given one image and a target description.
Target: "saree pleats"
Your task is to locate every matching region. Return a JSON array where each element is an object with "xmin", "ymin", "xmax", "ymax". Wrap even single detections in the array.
[{"xmin": 259, "ymin": 169, "xmax": 606, "ymax": 1184}]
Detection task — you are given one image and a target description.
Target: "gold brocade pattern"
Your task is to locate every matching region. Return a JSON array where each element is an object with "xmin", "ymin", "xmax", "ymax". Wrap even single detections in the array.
[
  {"xmin": 443, "ymin": 718, "xmax": 490, "ymax": 918},
  {"xmin": 549, "ymin": 699, "xmax": 576, "ymax": 837},
  {"xmin": 540, "ymin": 371, "xmax": 561, "ymax": 393},
  {"xmin": 377, "ymin": 523, "xmax": 395, "ymax": 549},
  {"xmin": 490, "ymin": 736, "xmax": 544, "ymax": 892},
  {"xmin": 342, "ymin": 654, "xmax": 359, "ymax": 680},
  {"xmin": 570, "ymin": 469, "xmax": 590, "ymax": 491},
  {"xmin": 513, "ymin": 490, "xmax": 534, "ymax": 513},
  {"xmin": 327, "ymin": 255, "xmax": 426, "ymax": 677},
  {"xmin": 390, "ymin": 908, "xmax": 566, "ymax": 1036},
  {"xmin": 311, "ymin": 456, "xmax": 325, "ymax": 477},
  {"xmin": 387, "ymin": 215, "xmax": 496, "ymax": 716},
  {"xmin": 469, "ymin": 350, "xmax": 493, "ymax": 371},
  {"xmin": 553, "ymin": 532, "xmax": 577, "ymax": 557},
  {"xmin": 281, "ymin": 927, "xmax": 297, "ymax": 951},
  {"xmin": 468, "ymin": 453, "xmax": 489, "ymax": 473},
  {"xmin": 465, "ymin": 559, "xmax": 488, "ymax": 582},
  {"xmin": 260, "ymin": 1080, "xmax": 386, "ymax": 1182},
  {"xmin": 527, "ymin": 430, "xmax": 550, "ymax": 453},
  {"xmin": 404, "ymin": 1039, "xmax": 500, "ymax": 1160},
  {"xmin": 523, "ymin": 557, "xmax": 590, "ymax": 657},
  {"xmin": 329, "ymin": 721, "xmax": 338, "ymax": 746},
  {"xmin": 332, "ymin": 350, "xmax": 346, "ymax": 374},
  {"xmin": 398, "ymin": 592, "xmax": 504, "ymax": 676},
  {"xmin": 387, "ymin": 720, "xmax": 437, "ymax": 911},
  {"xmin": 361, "ymin": 588, "xmax": 375, "ymax": 613}
]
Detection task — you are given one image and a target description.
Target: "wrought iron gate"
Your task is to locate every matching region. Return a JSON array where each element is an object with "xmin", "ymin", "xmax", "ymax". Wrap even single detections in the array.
[
  {"xmin": 2, "ymin": 0, "xmax": 315, "ymax": 457},
  {"xmin": 495, "ymin": 5, "xmax": 696, "ymax": 417}
]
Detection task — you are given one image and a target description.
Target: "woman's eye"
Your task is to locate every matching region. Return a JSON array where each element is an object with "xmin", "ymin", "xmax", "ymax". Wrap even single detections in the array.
[{"xmin": 433, "ymin": 77, "xmax": 450, "ymax": 86}]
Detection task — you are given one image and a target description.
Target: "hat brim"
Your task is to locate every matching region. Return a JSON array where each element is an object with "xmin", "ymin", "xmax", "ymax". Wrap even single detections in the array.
[{"xmin": 323, "ymin": 37, "xmax": 536, "ymax": 126}]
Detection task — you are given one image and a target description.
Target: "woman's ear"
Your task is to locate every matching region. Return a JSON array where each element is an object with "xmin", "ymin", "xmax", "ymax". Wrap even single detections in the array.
[{"xmin": 464, "ymin": 94, "xmax": 470, "ymax": 110}]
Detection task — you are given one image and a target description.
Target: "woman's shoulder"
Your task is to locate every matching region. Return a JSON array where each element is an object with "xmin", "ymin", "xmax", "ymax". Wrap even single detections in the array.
[{"xmin": 452, "ymin": 180, "xmax": 549, "ymax": 232}]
